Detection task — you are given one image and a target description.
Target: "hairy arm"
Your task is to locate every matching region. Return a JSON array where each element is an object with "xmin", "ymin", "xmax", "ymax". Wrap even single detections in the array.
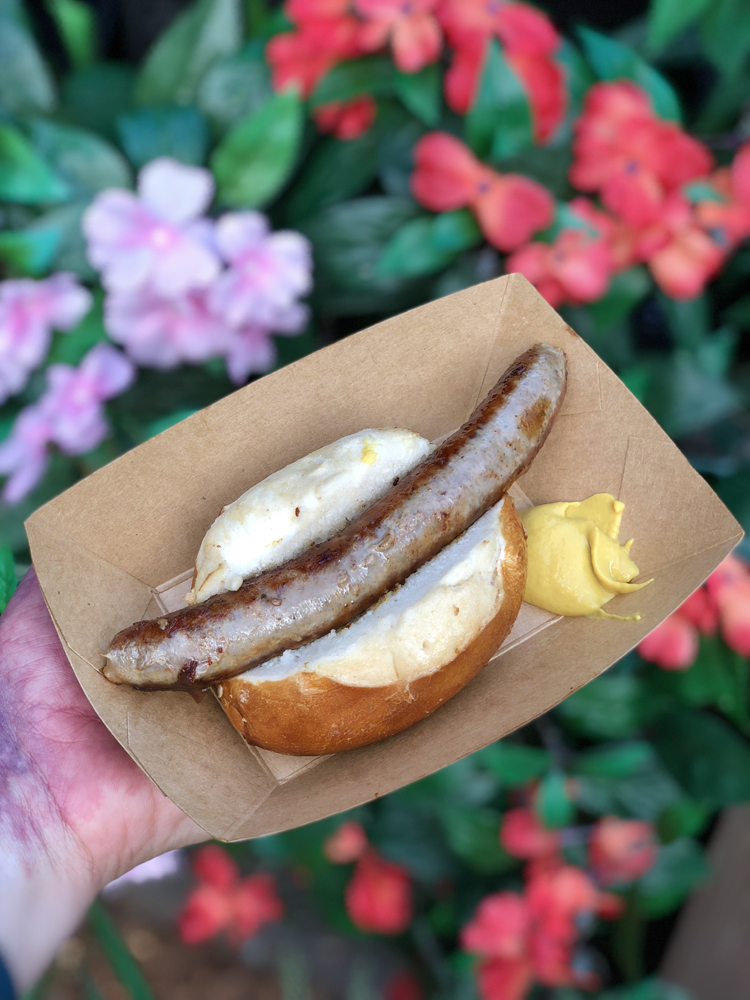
[{"xmin": 0, "ymin": 570, "xmax": 205, "ymax": 992}]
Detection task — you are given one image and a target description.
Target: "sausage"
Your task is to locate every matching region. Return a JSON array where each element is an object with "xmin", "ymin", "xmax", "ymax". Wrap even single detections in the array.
[{"xmin": 103, "ymin": 342, "xmax": 567, "ymax": 690}]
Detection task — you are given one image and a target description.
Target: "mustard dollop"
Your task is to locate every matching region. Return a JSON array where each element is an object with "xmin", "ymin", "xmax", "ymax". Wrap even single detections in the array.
[{"xmin": 519, "ymin": 494, "xmax": 652, "ymax": 620}]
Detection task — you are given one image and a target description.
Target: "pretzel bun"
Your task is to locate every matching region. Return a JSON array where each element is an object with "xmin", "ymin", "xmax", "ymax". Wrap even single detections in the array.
[{"xmin": 217, "ymin": 494, "xmax": 526, "ymax": 755}]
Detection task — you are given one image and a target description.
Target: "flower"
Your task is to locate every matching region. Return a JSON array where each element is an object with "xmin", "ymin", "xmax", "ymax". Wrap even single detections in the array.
[
  {"xmin": 637, "ymin": 611, "xmax": 699, "ymax": 670},
  {"xmin": 355, "ymin": 0, "xmax": 442, "ymax": 73},
  {"xmin": 411, "ymin": 132, "xmax": 553, "ymax": 250},
  {"xmin": 105, "ymin": 289, "xmax": 232, "ymax": 369},
  {"xmin": 500, "ymin": 808, "xmax": 561, "ymax": 860},
  {"xmin": 267, "ymin": 16, "xmax": 362, "ymax": 98},
  {"xmin": 570, "ymin": 82, "xmax": 713, "ymax": 228},
  {"xmin": 345, "ymin": 852, "xmax": 413, "ymax": 934},
  {"xmin": 0, "ymin": 344, "xmax": 134, "ymax": 504},
  {"xmin": 506, "ymin": 221, "xmax": 614, "ymax": 307},
  {"xmin": 438, "ymin": 1, "xmax": 565, "ymax": 142},
  {"xmin": 0, "ymin": 274, "xmax": 91, "ymax": 405},
  {"xmin": 313, "ymin": 96, "xmax": 378, "ymax": 139},
  {"xmin": 178, "ymin": 845, "xmax": 284, "ymax": 945},
  {"xmin": 461, "ymin": 892, "xmax": 530, "ymax": 959},
  {"xmin": 83, "ymin": 158, "xmax": 220, "ymax": 298},
  {"xmin": 695, "ymin": 142, "xmax": 750, "ymax": 253},
  {"xmin": 707, "ymin": 554, "xmax": 750, "ymax": 658},
  {"xmin": 643, "ymin": 195, "xmax": 724, "ymax": 300},
  {"xmin": 209, "ymin": 212, "xmax": 312, "ymax": 333},
  {"xmin": 324, "ymin": 820, "xmax": 369, "ymax": 863},
  {"xmin": 385, "ymin": 970, "xmax": 424, "ymax": 1000},
  {"xmin": 589, "ymin": 817, "xmax": 657, "ymax": 886}
]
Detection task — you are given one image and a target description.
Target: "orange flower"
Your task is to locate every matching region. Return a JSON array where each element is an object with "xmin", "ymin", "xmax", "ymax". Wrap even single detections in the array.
[
  {"xmin": 355, "ymin": 0, "xmax": 442, "ymax": 73},
  {"xmin": 411, "ymin": 132, "xmax": 553, "ymax": 250}
]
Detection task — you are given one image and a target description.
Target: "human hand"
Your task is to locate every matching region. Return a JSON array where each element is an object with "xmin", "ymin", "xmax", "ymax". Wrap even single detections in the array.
[{"xmin": 0, "ymin": 569, "xmax": 206, "ymax": 993}]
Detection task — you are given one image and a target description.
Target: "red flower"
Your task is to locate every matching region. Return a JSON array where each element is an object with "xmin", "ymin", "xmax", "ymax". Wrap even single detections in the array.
[
  {"xmin": 355, "ymin": 0, "xmax": 442, "ymax": 73},
  {"xmin": 477, "ymin": 957, "xmax": 533, "ymax": 1000},
  {"xmin": 589, "ymin": 817, "xmax": 657, "ymax": 886},
  {"xmin": 461, "ymin": 892, "xmax": 530, "ymax": 959},
  {"xmin": 324, "ymin": 820, "xmax": 369, "ymax": 863},
  {"xmin": 286, "ymin": 0, "xmax": 351, "ymax": 19},
  {"xmin": 345, "ymin": 852, "xmax": 413, "ymax": 934},
  {"xmin": 507, "ymin": 52, "xmax": 566, "ymax": 144},
  {"xmin": 178, "ymin": 846, "xmax": 284, "ymax": 945},
  {"xmin": 411, "ymin": 132, "xmax": 553, "ymax": 250},
  {"xmin": 385, "ymin": 970, "xmax": 424, "ymax": 1000},
  {"xmin": 438, "ymin": 0, "xmax": 558, "ymax": 56},
  {"xmin": 507, "ymin": 227, "xmax": 613, "ymax": 307},
  {"xmin": 645, "ymin": 195, "xmax": 724, "ymax": 300},
  {"xmin": 500, "ymin": 808, "xmax": 561, "ymax": 860},
  {"xmin": 695, "ymin": 142, "xmax": 750, "ymax": 254},
  {"xmin": 313, "ymin": 96, "xmax": 377, "ymax": 139},
  {"xmin": 678, "ymin": 585, "xmax": 719, "ymax": 635},
  {"xmin": 707, "ymin": 554, "xmax": 750, "ymax": 658},
  {"xmin": 638, "ymin": 611, "xmax": 698, "ymax": 670},
  {"xmin": 570, "ymin": 81, "xmax": 713, "ymax": 228},
  {"xmin": 267, "ymin": 16, "xmax": 362, "ymax": 98}
]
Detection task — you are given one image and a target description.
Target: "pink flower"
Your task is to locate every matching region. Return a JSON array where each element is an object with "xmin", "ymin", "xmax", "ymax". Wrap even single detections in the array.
[
  {"xmin": 0, "ymin": 274, "xmax": 91, "ymax": 404},
  {"xmin": 589, "ymin": 817, "xmax": 657, "ymax": 886},
  {"xmin": 638, "ymin": 612, "xmax": 698, "ymax": 670},
  {"xmin": 209, "ymin": 212, "xmax": 312, "ymax": 332},
  {"xmin": 83, "ymin": 158, "xmax": 220, "ymax": 297},
  {"xmin": 313, "ymin": 96, "xmax": 377, "ymax": 139},
  {"xmin": 225, "ymin": 325, "xmax": 279, "ymax": 384},
  {"xmin": 500, "ymin": 808, "xmax": 561, "ymax": 860},
  {"xmin": 324, "ymin": 820, "xmax": 369, "ymax": 863},
  {"xmin": 707, "ymin": 554, "xmax": 750, "ymax": 658},
  {"xmin": 178, "ymin": 845, "xmax": 284, "ymax": 945},
  {"xmin": 355, "ymin": 0, "xmax": 442, "ymax": 74},
  {"xmin": 105, "ymin": 289, "xmax": 232, "ymax": 369},
  {"xmin": 0, "ymin": 344, "xmax": 134, "ymax": 504},
  {"xmin": 460, "ymin": 892, "xmax": 530, "ymax": 960},
  {"xmin": 345, "ymin": 852, "xmax": 413, "ymax": 934}
]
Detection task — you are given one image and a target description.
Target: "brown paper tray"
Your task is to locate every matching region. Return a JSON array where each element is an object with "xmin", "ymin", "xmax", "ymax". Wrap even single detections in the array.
[{"xmin": 26, "ymin": 275, "xmax": 742, "ymax": 840}]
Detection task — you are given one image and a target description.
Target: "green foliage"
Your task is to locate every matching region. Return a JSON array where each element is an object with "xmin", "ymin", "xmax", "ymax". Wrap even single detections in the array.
[
  {"xmin": 212, "ymin": 90, "xmax": 302, "ymax": 208},
  {"xmin": 0, "ymin": 124, "xmax": 70, "ymax": 204},
  {"xmin": 635, "ymin": 838, "xmax": 709, "ymax": 917},
  {"xmin": 60, "ymin": 64, "xmax": 136, "ymax": 141},
  {"xmin": 555, "ymin": 673, "xmax": 662, "ymax": 741},
  {"xmin": 0, "ymin": 545, "xmax": 16, "ymax": 612},
  {"xmin": 577, "ymin": 27, "xmax": 682, "ymax": 121},
  {"xmin": 0, "ymin": 4, "xmax": 55, "ymax": 116},
  {"xmin": 0, "ymin": 226, "xmax": 61, "ymax": 276},
  {"xmin": 535, "ymin": 770, "xmax": 576, "ymax": 828},
  {"xmin": 700, "ymin": 0, "xmax": 750, "ymax": 78},
  {"xmin": 476, "ymin": 742, "xmax": 550, "ymax": 785},
  {"xmin": 466, "ymin": 39, "xmax": 533, "ymax": 161},
  {"xmin": 49, "ymin": 0, "xmax": 97, "ymax": 68},
  {"xmin": 311, "ymin": 57, "xmax": 396, "ymax": 106},
  {"xmin": 46, "ymin": 294, "xmax": 105, "ymax": 366},
  {"xmin": 378, "ymin": 211, "xmax": 482, "ymax": 279},
  {"xmin": 395, "ymin": 64, "xmax": 441, "ymax": 127},
  {"xmin": 135, "ymin": 0, "xmax": 242, "ymax": 107},
  {"xmin": 117, "ymin": 107, "xmax": 210, "ymax": 168},
  {"xmin": 87, "ymin": 900, "xmax": 156, "ymax": 1000},
  {"xmin": 28, "ymin": 119, "xmax": 131, "ymax": 196},
  {"xmin": 439, "ymin": 806, "xmax": 516, "ymax": 874},
  {"xmin": 196, "ymin": 42, "xmax": 272, "ymax": 133}
]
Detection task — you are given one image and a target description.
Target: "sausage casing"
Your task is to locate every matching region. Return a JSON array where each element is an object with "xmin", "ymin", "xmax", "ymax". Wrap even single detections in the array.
[{"xmin": 103, "ymin": 342, "xmax": 567, "ymax": 689}]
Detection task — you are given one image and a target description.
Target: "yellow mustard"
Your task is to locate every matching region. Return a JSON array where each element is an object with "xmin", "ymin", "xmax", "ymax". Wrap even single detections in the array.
[{"xmin": 519, "ymin": 494, "xmax": 652, "ymax": 620}]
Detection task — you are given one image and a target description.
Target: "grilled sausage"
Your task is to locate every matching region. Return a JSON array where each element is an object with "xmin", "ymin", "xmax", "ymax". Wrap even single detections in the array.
[{"xmin": 103, "ymin": 343, "xmax": 567, "ymax": 690}]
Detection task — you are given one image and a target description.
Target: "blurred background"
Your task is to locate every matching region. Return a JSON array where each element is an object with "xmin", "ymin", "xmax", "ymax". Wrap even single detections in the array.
[{"xmin": 2, "ymin": 0, "xmax": 750, "ymax": 997}]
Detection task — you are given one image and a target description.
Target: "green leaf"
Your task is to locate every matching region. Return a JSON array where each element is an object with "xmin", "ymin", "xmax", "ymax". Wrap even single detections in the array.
[
  {"xmin": 196, "ymin": 41, "xmax": 272, "ymax": 133},
  {"xmin": 586, "ymin": 268, "xmax": 650, "ymax": 331},
  {"xmin": 212, "ymin": 90, "xmax": 302, "ymax": 208},
  {"xmin": 717, "ymin": 470, "xmax": 750, "ymax": 561},
  {"xmin": 379, "ymin": 217, "xmax": 456, "ymax": 278},
  {"xmin": 298, "ymin": 196, "xmax": 428, "ymax": 315},
  {"xmin": 117, "ymin": 106, "xmax": 209, "ymax": 168},
  {"xmin": 657, "ymin": 633, "xmax": 750, "ymax": 732},
  {"xmin": 395, "ymin": 63, "xmax": 441, "ymax": 127},
  {"xmin": 636, "ymin": 838, "xmax": 709, "ymax": 917},
  {"xmin": 659, "ymin": 292, "xmax": 710, "ymax": 351},
  {"xmin": 46, "ymin": 295, "xmax": 104, "ymax": 367},
  {"xmin": 432, "ymin": 210, "xmax": 483, "ymax": 253},
  {"xmin": 0, "ymin": 226, "xmax": 61, "ymax": 276},
  {"xmin": 135, "ymin": 0, "xmax": 242, "ymax": 107},
  {"xmin": 440, "ymin": 806, "xmax": 515, "ymax": 874},
  {"xmin": 60, "ymin": 63, "xmax": 136, "ymax": 142},
  {"xmin": 657, "ymin": 799, "xmax": 711, "ymax": 843},
  {"xmin": 647, "ymin": 0, "xmax": 713, "ymax": 52},
  {"xmin": 284, "ymin": 129, "xmax": 382, "ymax": 225},
  {"xmin": 311, "ymin": 56, "xmax": 395, "ymax": 107},
  {"xmin": 87, "ymin": 899, "xmax": 156, "ymax": 1000},
  {"xmin": 0, "ymin": 545, "xmax": 17, "ymax": 613},
  {"xmin": 0, "ymin": 124, "xmax": 70, "ymax": 204},
  {"xmin": 642, "ymin": 351, "xmax": 743, "ymax": 439},
  {"xmin": 377, "ymin": 107, "xmax": 425, "ymax": 198},
  {"xmin": 556, "ymin": 674, "xmax": 660, "ymax": 740},
  {"xmin": 476, "ymin": 742, "xmax": 551, "ymax": 786},
  {"xmin": 28, "ymin": 201, "xmax": 93, "ymax": 278},
  {"xmin": 654, "ymin": 709, "xmax": 750, "ymax": 805},
  {"xmin": 600, "ymin": 977, "xmax": 692, "ymax": 1000},
  {"xmin": 535, "ymin": 771, "xmax": 576, "ymax": 828},
  {"xmin": 466, "ymin": 39, "xmax": 533, "ymax": 161},
  {"xmin": 573, "ymin": 741, "xmax": 653, "ymax": 779},
  {"xmin": 700, "ymin": 0, "xmax": 750, "ymax": 78},
  {"xmin": 48, "ymin": 0, "xmax": 97, "ymax": 68},
  {"xmin": 0, "ymin": 8, "xmax": 56, "ymax": 116},
  {"xmin": 28, "ymin": 119, "xmax": 131, "ymax": 196},
  {"xmin": 577, "ymin": 27, "xmax": 682, "ymax": 121}
]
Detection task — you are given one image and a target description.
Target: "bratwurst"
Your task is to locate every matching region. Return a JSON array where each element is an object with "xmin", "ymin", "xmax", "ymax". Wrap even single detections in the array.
[{"xmin": 103, "ymin": 343, "xmax": 567, "ymax": 690}]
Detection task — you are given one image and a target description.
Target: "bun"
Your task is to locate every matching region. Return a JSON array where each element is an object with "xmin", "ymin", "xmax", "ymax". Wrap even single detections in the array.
[{"xmin": 217, "ymin": 494, "xmax": 526, "ymax": 755}]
